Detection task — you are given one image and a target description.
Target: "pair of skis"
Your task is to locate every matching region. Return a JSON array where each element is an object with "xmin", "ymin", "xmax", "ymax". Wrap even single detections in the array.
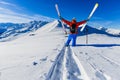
[
  {"xmin": 55, "ymin": 3, "xmax": 99, "ymax": 44},
  {"xmin": 55, "ymin": 3, "xmax": 99, "ymax": 32}
]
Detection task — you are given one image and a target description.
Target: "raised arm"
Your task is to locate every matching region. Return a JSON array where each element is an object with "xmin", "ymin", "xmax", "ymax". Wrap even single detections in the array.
[
  {"xmin": 76, "ymin": 20, "xmax": 88, "ymax": 27},
  {"xmin": 59, "ymin": 16, "xmax": 71, "ymax": 26}
]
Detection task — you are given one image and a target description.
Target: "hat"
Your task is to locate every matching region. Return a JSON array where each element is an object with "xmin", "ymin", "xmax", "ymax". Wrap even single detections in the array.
[{"xmin": 72, "ymin": 17, "xmax": 76, "ymax": 20}]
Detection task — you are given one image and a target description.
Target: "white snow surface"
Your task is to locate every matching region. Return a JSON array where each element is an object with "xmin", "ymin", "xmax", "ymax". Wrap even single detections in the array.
[{"xmin": 0, "ymin": 20, "xmax": 120, "ymax": 80}]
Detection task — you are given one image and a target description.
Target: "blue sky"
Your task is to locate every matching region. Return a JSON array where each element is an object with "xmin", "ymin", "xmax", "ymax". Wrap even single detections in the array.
[{"xmin": 0, "ymin": 0, "xmax": 120, "ymax": 29}]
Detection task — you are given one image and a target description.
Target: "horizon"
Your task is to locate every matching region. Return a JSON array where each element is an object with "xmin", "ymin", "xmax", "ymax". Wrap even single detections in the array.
[{"xmin": 0, "ymin": 0, "xmax": 120, "ymax": 29}]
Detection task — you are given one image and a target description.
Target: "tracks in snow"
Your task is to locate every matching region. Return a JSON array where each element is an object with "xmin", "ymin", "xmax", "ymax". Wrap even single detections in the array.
[
  {"xmin": 74, "ymin": 49, "xmax": 112, "ymax": 80},
  {"xmin": 46, "ymin": 46, "xmax": 90, "ymax": 80}
]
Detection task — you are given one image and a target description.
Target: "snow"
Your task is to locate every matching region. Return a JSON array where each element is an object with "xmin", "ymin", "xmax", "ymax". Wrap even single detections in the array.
[
  {"xmin": 98, "ymin": 27, "xmax": 120, "ymax": 36},
  {"xmin": 72, "ymin": 34, "xmax": 120, "ymax": 80},
  {"xmin": 0, "ymin": 20, "xmax": 120, "ymax": 80}
]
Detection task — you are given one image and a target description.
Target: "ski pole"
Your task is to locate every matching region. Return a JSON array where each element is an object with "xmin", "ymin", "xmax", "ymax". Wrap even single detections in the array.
[{"xmin": 86, "ymin": 28, "xmax": 88, "ymax": 44}]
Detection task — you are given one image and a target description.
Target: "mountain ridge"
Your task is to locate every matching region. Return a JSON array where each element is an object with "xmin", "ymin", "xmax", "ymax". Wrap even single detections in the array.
[{"xmin": 0, "ymin": 20, "xmax": 120, "ymax": 42}]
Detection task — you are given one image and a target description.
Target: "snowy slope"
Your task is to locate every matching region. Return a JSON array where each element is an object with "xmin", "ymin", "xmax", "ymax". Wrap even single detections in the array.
[{"xmin": 0, "ymin": 20, "xmax": 120, "ymax": 80}]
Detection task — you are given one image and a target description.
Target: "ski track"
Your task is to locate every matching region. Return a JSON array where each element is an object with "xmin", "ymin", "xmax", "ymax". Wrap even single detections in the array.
[
  {"xmin": 87, "ymin": 60, "xmax": 111, "ymax": 80},
  {"xmin": 46, "ymin": 46, "xmax": 90, "ymax": 80},
  {"xmin": 46, "ymin": 46, "xmax": 65, "ymax": 80},
  {"xmin": 62, "ymin": 47, "xmax": 67, "ymax": 80},
  {"xmin": 85, "ymin": 53, "xmax": 112, "ymax": 80},
  {"xmin": 98, "ymin": 53, "xmax": 120, "ymax": 67},
  {"xmin": 73, "ymin": 49, "xmax": 112, "ymax": 80}
]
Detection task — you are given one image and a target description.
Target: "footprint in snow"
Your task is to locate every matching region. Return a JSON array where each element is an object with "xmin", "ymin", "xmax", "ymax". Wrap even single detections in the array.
[
  {"xmin": 85, "ymin": 53, "xmax": 88, "ymax": 55},
  {"xmin": 33, "ymin": 62, "xmax": 38, "ymax": 66},
  {"xmin": 53, "ymin": 48, "xmax": 58, "ymax": 51},
  {"xmin": 79, "ymin": 52, "xmax": 83, "ymax": 54},
  {"xmin": 29, "ymin": 34, "xmax": 35, "ymax": 36},
  {"xmin": 33, "ymin": 56, "xmax": 48, "ymax": 66},
  {"xmin": 40, "ymin": 56, "xmax": 48, "ymax": 61},
  {"xmin": 50, "ymin": 59, "xmax": 55, "ymax": 63}
]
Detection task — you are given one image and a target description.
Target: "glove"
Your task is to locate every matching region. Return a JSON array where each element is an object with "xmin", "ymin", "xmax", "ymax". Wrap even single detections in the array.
[
  {"xmin": 59, "ymin": 16, "xmax": 63, "ymax": 20},
  {"xmin": 86, "ymin": 18, "xmax": 90, "ymax": 21}
]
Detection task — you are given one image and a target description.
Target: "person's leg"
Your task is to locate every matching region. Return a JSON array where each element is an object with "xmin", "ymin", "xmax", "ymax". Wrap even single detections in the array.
[
  {"xmin": 72, "ymin": 34, "xmax": 77, "ymax": 46},
  {"xmin": 65, "ymin": 34, "xmax": 72, "ymax": 46}
]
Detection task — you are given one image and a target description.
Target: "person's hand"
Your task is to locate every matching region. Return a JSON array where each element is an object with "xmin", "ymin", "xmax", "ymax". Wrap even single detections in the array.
[
  {"xmin": 86, "ymin": 18, "xmax": 90, "ymax": 21},
  {"xmin": 59, "ymin": 16, "xmax": 63, "ymax": 20}
]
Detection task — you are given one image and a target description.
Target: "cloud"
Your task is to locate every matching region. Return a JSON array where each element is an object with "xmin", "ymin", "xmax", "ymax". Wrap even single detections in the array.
[
  {"xmin": 0, "ymin": 1, "xmax": 24, "ymax": 11},
  {"xmin": 0, "ymin": 6, "xmax": 32, "ymax": 23},
  {"xmin": 0, "ymin": 14, "xmax": 30, "ymax": 23},
  {"xmin": 0, "ymin": 1, "xmax": 16, "ymax": 6},
  {"xmin": 0, "ymin": 1, "xmax": 54, "ymax": 23},
  {"xmin": 31, "ymin": 14, "xmax": 55, "ymax": 21},
  {"xmin": 0, "ymin": 8, "xmax": 54, "ymax": 23}
]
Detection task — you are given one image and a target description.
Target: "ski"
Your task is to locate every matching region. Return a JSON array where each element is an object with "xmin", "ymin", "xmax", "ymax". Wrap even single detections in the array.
[
  {"xmin": 55, "ymin": 4, "xmax": 67, "ymax": 34},
  {"xmin": 80, "ymin": 3, "xmax": 99, "ymax": 32}
]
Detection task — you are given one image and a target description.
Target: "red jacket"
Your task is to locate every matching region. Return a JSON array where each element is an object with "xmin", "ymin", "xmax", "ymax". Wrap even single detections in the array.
[{"xmin": 61, "ymin": 18, "xmax": 87, "ymax": 34}]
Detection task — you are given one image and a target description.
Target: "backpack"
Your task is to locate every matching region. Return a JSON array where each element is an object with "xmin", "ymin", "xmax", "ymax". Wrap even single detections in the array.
[{"xmin": 70, "ymin": 24, "xmax": 77, "ymax": 33}]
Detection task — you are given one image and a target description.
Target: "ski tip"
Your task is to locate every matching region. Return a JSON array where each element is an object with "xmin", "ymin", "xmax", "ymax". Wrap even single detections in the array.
[
  {"xmin": 96, "ymin": 3, "xmax": 99, "ymax": 6},
  {"xmin": 55, "ymin": 4, "xmax": 58, "ymax": 6}
]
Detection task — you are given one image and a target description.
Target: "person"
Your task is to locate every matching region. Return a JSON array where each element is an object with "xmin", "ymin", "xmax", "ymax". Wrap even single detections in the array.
[{"xmin": 59, "ymin": 16, "xmax": 89, "ymax": 46}]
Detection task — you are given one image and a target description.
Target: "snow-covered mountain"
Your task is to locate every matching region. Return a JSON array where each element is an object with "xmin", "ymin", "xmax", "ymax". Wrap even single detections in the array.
[
  {"xmin": 0, "ymin": 20, "xmax": 120, "ymax": 80},
  {"xmin": 0, "ymin": 20, "xmax": 48, "ymax": 41},
  {"xmin": 0, "ymin": 20, "xmax": 120, "ymax": 42}
]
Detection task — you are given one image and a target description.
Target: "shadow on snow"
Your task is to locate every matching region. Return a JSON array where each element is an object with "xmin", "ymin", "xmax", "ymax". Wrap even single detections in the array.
[{"xmin": 76, "ymin": 44, "xmax": 120, "ymax": 47}]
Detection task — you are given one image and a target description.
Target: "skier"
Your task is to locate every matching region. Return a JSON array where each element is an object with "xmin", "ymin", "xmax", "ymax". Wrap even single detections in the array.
[{"xmin": 59, "ymin": 16, "xmax": 89, "ymax": 46}]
